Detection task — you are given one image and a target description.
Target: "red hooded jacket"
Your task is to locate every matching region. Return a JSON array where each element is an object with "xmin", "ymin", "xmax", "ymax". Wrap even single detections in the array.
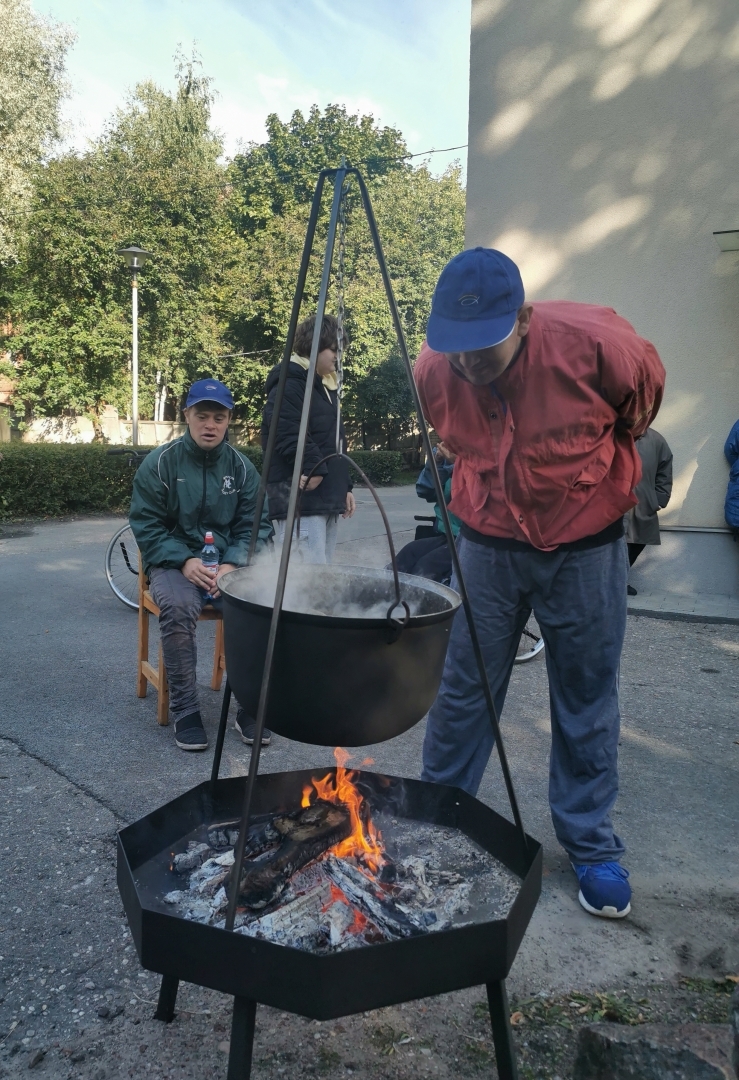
[{"xmin": 415, "ymin": 301, "xmax": 665, "ymax": 551}]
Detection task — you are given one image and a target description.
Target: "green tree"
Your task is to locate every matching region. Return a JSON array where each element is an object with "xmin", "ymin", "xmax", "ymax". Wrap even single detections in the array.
[
  {"xmin": 6, "ymin": 87, "xmax": 465, "ymax": 446},
  {"xmin": 229, "ymin": 103, "xmax": 409, "ymax": 234},
  {"xmin": 0, "ymin": 0, "xmax": 74, "ymax": 266},
  {"xmin": 227, "ymin": 107, "xmax": 465, "ymax": 445},
  {"xmin": 8, "ymin": 55, "xmax": 245, "ymax": 427}
]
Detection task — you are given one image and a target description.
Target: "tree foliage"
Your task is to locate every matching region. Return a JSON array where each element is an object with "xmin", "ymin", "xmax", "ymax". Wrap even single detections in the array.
[
  {"xmin": 4, "ymin": 70, "xmax": 465, "ymax": 446},
  {"xmin": 0, "ymin": 0, "xmax": 74, "ymax": 265},
  {"xmin": 9, "ymin": 55, "xmax": 245, "ymax": 424},
  {"xmin": 226, "ymin": 108, "xmax": 464, "ymax": 445}
]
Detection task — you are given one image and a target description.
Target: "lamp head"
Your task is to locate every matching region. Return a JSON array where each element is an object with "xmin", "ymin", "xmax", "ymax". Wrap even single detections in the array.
[{"xmin": 116, "ymin": 245, "xmax": 153, "ymax": 270}]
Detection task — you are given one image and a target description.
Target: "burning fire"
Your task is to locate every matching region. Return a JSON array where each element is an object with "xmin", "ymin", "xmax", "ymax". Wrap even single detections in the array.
[{"xmin": 301, "ymin": 748, "xmax": 384, "ymax": 873}]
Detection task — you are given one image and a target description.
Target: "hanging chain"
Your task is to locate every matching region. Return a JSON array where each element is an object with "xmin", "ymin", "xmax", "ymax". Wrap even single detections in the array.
[{"xmin": 335, "ymin": 180, "xmax": 347, "ymax": 455}]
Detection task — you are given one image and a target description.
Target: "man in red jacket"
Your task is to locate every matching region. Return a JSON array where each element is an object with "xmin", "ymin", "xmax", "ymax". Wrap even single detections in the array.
[{"xmin": 417, "ymin": 247, "xmax": 665, "ymax": 919}]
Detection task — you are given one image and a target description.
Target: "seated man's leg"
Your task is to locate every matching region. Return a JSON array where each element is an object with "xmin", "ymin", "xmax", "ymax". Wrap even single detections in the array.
[
  {"xmin": 422, "ymin": 536, "xmax": 529, "ymax": 795},
  {"xmin": 396, "ymin": 535, "xmax": 447, "ymax": 576},
  {"xmin": 148, "ymin": 567, "xmax": 207, "ymax": 748},
  {"xmin": 413, "ymin": 536, "xmax": 453, "ymax": 583}
]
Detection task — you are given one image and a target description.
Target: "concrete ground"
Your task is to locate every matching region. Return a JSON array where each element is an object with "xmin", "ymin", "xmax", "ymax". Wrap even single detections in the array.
[{"xmin": 0, "ymin": 492, "xmax": 737, "ymax": 1078}]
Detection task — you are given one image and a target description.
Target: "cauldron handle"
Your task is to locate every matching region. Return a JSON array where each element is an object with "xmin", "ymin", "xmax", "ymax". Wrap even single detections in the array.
[{"xmin": 297, "ymin": 452, "xmax": 410, "ymax": 638}]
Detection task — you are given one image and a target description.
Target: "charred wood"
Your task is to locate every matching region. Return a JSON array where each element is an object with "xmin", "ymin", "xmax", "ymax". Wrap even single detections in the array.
[
  {"xmin": 324, "ymin": 857, "xmax": 427, "ymax": 939},
  {"xmin": 233, "ymin": 801, "xmax": 352, "ymax": 910}
]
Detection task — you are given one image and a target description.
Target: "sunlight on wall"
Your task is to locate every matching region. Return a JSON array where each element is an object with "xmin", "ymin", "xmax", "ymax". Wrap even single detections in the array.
[
  {"xmin": 493, "ymin": 195, "xmax": 651, "ymax": 292},
  {"xmin": 576, "ymin": 0, "xmax": 664, "ymax": 47},
  {"xmin": 471, "ymin": 0, "xmax": 510, "ymax": 29},
  {"xmin": 481, "ymin": 0, "xmax": 735, "ymax": 152},
  {"xmin": 659, "ymin": 452, "xmax": 703, "ymax": 522},
  {"xmin": 651, "ymin": 392, "xmax": 703, "ymax": 435}
]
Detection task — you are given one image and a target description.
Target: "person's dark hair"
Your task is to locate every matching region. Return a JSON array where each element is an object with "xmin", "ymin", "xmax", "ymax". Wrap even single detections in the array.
[{"xmin": 293, "ymin": 313, "xmax": 348, "ymax": 359}]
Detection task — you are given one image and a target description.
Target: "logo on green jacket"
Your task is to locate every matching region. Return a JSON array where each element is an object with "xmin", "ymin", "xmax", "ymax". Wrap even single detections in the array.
[{"xmin": 222, "ymin": 475, "xmax": 235, "ymax": 495}]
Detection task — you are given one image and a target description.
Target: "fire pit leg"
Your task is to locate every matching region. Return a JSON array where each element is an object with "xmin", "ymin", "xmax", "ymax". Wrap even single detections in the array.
[
  {"xmin": 226, "ymin": 996, "xmax": 257, "ymax": 1080},
  {"xmin": 153, "ymin": 974, "xmax": 179, "ymax": 1022},
  {"xmin": 486, "ymin": 980, "xmax": 519, "ymax": 1080}
]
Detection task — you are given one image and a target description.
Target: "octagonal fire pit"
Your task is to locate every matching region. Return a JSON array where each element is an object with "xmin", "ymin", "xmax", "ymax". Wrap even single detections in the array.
[{"xmin": 118, "ymin": 766, "xmax": 541, "ymax": 1076}]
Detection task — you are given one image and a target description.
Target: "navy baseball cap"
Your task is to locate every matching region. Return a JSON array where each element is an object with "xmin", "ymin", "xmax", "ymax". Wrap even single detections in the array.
[
  {"xmin": 426, "ymin": 247, "xmax": 525, "ymax": 353},
  {"xmin": 185, "ymin": 378, "xmax": 234, "ymax": 410}
]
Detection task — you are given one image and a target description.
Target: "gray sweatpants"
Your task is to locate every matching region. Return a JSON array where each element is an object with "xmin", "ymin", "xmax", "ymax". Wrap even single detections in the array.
[
  {"xmin": 422, "ymin": 533, "xmax": 628, "ymax": 864},
  {"xmin": 273, "ymin": 514, "xmax": 339, "ymax": 564},
  {"xmin": 148, "ymin": 567, "xmax": 223, "ymax": 724}
]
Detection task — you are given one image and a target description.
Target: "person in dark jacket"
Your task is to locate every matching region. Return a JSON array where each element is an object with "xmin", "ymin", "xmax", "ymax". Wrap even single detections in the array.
[
  {"xmin": 261, "ymin": 313, "xmax": 355, "ymax": 563},
  {"xmin": 723, "ymin": 420, "xmax": 739, "ymax": 533},
  {"xmin": 130, "ymin": 378, "xmax": 272, "ymax": 752},
  {"xmin": 396, "ymin": 443, "xmax": 461, "ymax": 584},
  {"xmin": 624, "ymin": 428, "xmax": 673, "ymax": 595}
]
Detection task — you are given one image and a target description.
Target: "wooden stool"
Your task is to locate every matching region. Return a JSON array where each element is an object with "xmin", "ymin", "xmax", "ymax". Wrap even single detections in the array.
[{"xmin": 137, "ymin": 567, "xmax": 226, "ymax": 726}]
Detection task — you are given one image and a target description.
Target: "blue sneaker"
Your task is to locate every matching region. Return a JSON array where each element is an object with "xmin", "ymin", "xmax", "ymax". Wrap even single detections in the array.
[{"xmin": 571, "ymin": 861, "xmax": 631, "ymax": 918}]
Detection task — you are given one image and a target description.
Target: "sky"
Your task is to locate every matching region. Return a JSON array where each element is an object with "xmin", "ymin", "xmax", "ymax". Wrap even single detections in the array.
[{"xmin": 38, "ymin": 0, "xmax": 471, "ymax": 177}]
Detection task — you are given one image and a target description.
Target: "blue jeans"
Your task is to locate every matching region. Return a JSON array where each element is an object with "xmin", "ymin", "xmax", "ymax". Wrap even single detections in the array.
[
  {"xmin": 422, "ymin": 534, "xmax": 628, "ymax": 864},
  {"xmin": 148, "ymin": 568, "xmax": 223, "ymax": 724}
]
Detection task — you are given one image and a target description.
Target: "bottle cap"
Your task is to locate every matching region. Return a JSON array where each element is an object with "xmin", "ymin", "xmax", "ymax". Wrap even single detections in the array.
[{"xmin": 204, "ymin": 531, "xmax": 214, "ymax": 543}]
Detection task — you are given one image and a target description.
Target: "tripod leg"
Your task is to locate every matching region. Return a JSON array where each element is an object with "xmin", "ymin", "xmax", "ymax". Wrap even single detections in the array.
[
  {"xmin": 153, "ymin": 974, "xmax": 179, "ymax": 1022},
  {"xmin": 210, "ymin": 679, "xmax": 232, "ymax": 787},
  {"xmin": 486, "ymin": 980, "xmax": 519, "ymax": 1080},
  {"xmin": 227, "ymin": 996, "xmax": 257, "ymax": 1080}
]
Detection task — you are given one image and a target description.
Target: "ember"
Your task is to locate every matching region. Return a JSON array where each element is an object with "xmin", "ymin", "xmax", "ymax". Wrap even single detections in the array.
[{"xmin": 159, "ymin": 752, "xmax": 521, "ymax": 953}]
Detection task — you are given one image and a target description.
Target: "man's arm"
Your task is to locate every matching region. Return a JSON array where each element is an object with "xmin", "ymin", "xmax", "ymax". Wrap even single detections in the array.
[
  {"xmin": 599, "ymin": 336, "xmax": 665, "ymax": 438},
  {"xmin": 416, "ymin": 456, "xmax": 453, "ymax": 503},
  {"xmin": 129, "ymin": 456, "xmax": 193, "ymax": 572},
  {"xmin": 655, "ymin": 435, "xmax": 673, "ymax": 509},
  {"xmin": 221, "ymin": 453, "xmax": 273, "ymax": 566}
]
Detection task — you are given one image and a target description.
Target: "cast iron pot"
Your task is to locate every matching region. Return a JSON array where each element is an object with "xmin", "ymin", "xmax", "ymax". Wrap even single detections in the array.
[{"xmin": 219, "ymin": 564, "xmax": 461, "ymax": 746}]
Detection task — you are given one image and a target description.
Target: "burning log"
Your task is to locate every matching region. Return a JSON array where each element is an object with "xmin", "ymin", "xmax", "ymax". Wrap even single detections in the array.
[
  {"xmin": 207, "ymin": 813, "xmax": 278, "ymax": 853},
  {"xmin": 324, "ymin": 857, "xmax": 428, "ymax": 939},
  {"xmin": 233, "ymin": 800, "xmax": 352, "ymax": 910}
]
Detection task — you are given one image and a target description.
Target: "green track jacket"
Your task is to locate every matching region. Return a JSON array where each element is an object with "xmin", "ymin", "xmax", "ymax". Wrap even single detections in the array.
[{"xmin": 129, "ymin": 431, "xmax": 272, "ymax": 573}]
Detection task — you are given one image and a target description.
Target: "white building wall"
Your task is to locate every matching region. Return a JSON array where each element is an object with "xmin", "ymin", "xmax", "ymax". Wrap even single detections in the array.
[{"xmin": 467, "ymin": 0, "xmax": 739, "ymax": 596}]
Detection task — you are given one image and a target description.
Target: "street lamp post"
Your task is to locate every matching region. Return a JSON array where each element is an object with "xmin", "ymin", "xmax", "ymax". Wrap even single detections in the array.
[{"xmin": 116, "ymin": 245, "xmax": 152, "ymax": 446}]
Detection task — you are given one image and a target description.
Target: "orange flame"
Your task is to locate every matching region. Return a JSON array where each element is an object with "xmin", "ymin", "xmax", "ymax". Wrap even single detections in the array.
[{"xmin": 303, "ymin": 748, "xmax": 384, "ymax": 873}]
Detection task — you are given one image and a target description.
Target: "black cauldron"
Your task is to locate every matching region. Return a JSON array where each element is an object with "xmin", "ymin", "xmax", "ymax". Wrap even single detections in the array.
[{"xmin": 219, "ymin": 564, "xmax": 461, "ymax": 745}]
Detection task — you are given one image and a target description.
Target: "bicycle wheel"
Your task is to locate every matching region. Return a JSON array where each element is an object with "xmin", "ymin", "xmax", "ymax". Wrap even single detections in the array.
[
  {"xmin": 514, "ymin": 613, "xmax": 545, "ymax": 663},
  {"xmin": 105, "ymin": 524, "xmax": 140, "ymax": 610}
]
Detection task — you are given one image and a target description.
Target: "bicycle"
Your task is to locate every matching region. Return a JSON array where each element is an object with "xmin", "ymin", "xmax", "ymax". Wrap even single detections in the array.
[
  {"xmin": 104, "ymin": 448, "xmax": 149, "ymax": 610},
  {"xmin": 515, "ymin": 613, "xmax": 545, "ymax": 664}
]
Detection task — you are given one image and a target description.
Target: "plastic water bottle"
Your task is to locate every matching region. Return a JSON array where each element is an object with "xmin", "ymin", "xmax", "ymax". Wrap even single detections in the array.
[{"xmin": 201, "ymin": 531, "xmax": 219, "ymax": 600}]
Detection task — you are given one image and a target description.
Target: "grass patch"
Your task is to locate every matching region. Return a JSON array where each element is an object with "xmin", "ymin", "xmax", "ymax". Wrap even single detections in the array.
[
  {"xmin": 370, "ymin": 1024, "xmax": 413, "ymax": 1055},
  {"xmin": 317, "ymin": 1046, "xmax": 341, "ymax": 1071},
  {"xmin": 391, "ymin": 469, "xmax": 420, "ymax": 486}
]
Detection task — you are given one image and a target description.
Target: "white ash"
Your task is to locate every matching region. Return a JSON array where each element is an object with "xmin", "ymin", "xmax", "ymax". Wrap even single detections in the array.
[{"xmin": 161, "ymin": 820, "xmax": 520, "ymax": 953}]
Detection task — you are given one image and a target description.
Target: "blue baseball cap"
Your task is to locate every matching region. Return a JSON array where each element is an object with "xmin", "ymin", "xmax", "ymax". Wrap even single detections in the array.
[
  {"xmin": 426, "ymin": 247, "xmax": 525, "ymax": 353},
  {"xmin": 185, "ymin": 378, "xmax": 234, "ymax": 410}
]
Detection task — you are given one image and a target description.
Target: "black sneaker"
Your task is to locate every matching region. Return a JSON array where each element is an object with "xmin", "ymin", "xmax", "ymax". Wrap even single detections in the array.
[
  {"xmin": 174, "ymin": 711, "xmax": 208, "ymax": 751},
  {"xmin": 235, "ymin": 710, "xmax": 272, "ymax": 746}
]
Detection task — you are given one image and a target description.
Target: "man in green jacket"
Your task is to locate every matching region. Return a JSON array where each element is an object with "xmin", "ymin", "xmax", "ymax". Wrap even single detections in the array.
[{"xmin": 130, "ymin": 378, "xmax": 272, "ymax": 751}]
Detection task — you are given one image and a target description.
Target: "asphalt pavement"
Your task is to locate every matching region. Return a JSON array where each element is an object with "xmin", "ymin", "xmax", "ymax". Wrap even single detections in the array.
[{"xmin": 0, "ymin": 493, "xmax": 737, "ymax": 1077}]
